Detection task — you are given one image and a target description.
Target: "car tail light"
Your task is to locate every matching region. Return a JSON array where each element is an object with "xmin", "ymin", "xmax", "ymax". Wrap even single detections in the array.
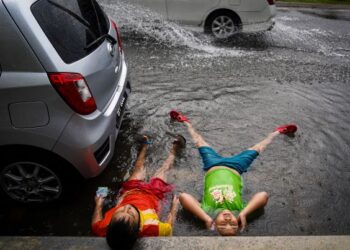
[
  {"xmin": 267, "ymin": 0, "xmax": 275, "ymax": 5},
  {"xmin": 48, "ymin": 73, "xmax": 97, "ymax": 115},
  {"xmin": 111, "ymin": 20, "xmax": 123, "ymax": 52}
]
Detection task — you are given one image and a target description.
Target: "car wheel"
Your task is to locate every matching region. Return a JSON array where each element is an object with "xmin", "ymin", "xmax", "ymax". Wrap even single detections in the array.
[
  {"xmin": 206, "ymin": 12, "xmax": 240, "ymax": 39},
  {"xmin": 0, "ymin": 151, "xmax": 71, "ymax": 203}
]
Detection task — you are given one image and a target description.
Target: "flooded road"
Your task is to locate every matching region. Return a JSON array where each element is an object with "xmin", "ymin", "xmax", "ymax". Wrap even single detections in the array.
[{"xmin": 1, "ymin": 3, "xmax": 350, "ymax": 237}]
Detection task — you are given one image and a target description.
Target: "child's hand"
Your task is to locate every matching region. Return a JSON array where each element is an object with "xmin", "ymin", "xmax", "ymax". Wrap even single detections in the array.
[
  {"xmin": 237, "ymin": 213, "xmax": 247, "ymax": 232},
  {"xmin": 95, "ymin": 195, "xmax": 105, "ymax": 207},
  {"xmin": 205, "ymin": 218, "xmax": 214, "ymax": 230}
]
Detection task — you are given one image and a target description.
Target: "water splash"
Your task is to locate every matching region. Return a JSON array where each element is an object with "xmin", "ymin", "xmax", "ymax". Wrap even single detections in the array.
[
  {"xmin": 270, "ymin": 13, "xmax": 345, "ymax": 56},
  {"xmin": 99, "ymin": 0, "xmax": 346, "ymax": 57},
  {"xmin": 99, "ymin": 0, "xmax": 244, "ymax": 57}
]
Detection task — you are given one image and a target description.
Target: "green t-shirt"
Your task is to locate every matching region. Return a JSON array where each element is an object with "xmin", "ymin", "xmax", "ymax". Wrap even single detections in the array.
[{"xmin": 201, "ymin": 167, "xmax": 245, "ymax": 217}]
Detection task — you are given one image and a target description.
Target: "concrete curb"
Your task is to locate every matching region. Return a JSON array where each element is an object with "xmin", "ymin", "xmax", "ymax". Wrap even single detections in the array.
[
  {"xmin": 276, "ymin": 1, "xmax": 350, "ymax": 9},
  {"xmin": 1, "ymin": 236, "xmax": 350, "ymax": 250}
]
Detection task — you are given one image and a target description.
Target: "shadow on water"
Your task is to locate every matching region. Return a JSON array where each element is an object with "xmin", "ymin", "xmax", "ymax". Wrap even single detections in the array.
[{"xmin": 212, "ymin": 33, "xmax": 272, "ymax": 50}]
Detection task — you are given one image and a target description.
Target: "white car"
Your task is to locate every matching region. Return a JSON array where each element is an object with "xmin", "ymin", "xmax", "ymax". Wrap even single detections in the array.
[{"xmin": 127, "ymin": 0, "xmax": 276, "ymax": 38}]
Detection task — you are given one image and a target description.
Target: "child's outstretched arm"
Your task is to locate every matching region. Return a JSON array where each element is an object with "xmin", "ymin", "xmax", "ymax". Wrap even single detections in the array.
[
  {"xmin": 166, "ymin": 196, "xmax": 179, "ymax": 226},
  {"xmin": 91, "ymin": 195, "xmax": 105, "ymax": 225},
  {"xmin": 238, "ymin": 192, "xmax": 269, "ymax": 231},
  {"xmin": 179, "ymin": 192, "xmax": 213, "ymax": 229}
]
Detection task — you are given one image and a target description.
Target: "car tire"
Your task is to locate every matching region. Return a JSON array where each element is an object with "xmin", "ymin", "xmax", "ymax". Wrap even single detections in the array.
[
  {"xmin": 0, "ymin": 148, "xmax": 79, "ymax": 203},
  {"xmin": 205, "ymin": 11, "xmax": 241, "ymax": 39}
]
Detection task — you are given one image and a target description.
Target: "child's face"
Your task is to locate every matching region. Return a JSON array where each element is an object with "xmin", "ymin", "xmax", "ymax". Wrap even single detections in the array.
[
  {"xmin": 113, "ymin": 204, "xmax": 139, "ymax": 225},
  {"xmin": 214, "ymin": 210, "xmax": 239, "ymax": 236}
]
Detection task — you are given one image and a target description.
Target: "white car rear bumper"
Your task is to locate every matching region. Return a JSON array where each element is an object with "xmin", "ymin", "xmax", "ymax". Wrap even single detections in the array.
[{"xmin": 242, "ymin": 17, "xmax": 275, "ymax": 33}]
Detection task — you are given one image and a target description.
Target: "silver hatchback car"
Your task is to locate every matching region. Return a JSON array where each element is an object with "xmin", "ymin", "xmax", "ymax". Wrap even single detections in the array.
[{"xmin": 0, "ymin": 0, "xmax": 130, "ymax": 202}]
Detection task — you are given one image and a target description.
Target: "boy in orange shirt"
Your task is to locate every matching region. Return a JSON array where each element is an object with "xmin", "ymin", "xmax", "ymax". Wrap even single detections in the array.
[{"xmin": 91, "ymin": 135, "xmax": 185, "ymax": 249}]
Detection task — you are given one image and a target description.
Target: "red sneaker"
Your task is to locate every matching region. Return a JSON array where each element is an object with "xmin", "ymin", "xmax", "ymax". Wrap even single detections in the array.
[
  {"xmin": 275, "ymin": 124, "xmax": 298, "ymax": 134},
  {"xmin": 169, "ymin": 110, "xmax": 189, "ymax": 122}
]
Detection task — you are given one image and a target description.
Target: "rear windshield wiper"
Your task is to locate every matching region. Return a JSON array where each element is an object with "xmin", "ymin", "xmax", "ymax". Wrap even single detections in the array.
[
  {"xmin": 48, "ymin": 0, "xmax": 112, "ymax": 50},
  {"xmin": 47, "ymin": 0, "xmax": 96, "ymax": 38},
  {"xmin": 84, "ymin": 34, "xmax": 117, "ymax": 50}
]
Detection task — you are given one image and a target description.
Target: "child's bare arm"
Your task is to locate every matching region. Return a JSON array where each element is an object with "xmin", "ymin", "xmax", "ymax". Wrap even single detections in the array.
[
  {"xmin": 179, "ymin": 192, "xmax": 213, "ymax": 229},
  {"xmin": 91, "ymin": 196, "xmax": 105, "ymax": 225},
  {"xmin": 166, "ymin": 196, "xmax": 179, "ymax": 226},
  {"xmin": 238, "ymin": 191, "xmax": 269, "ymax": 231}
]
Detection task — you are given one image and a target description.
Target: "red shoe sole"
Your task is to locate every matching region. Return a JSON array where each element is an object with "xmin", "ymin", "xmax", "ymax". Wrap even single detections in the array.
[
  {"xmin": 276, "ymin": 124, "xmax": 297, "ymax": 134},
  {"xmin": 169, "ymin": 110, "xmax": 189, "ymax": 122}
]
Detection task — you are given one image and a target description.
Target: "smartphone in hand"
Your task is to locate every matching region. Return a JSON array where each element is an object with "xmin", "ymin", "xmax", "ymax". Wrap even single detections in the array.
[{"xmin": 96, "ymin": 187, "xmax": 109, "ymax": 198}]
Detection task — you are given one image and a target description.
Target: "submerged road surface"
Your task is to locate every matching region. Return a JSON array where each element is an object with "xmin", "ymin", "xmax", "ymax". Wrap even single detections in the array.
[{"xmin": 1, "ymin": 5, "xmax": 350, "ymax": 237}]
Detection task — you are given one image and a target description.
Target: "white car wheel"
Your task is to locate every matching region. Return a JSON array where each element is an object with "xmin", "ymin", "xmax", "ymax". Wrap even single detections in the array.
[{"xmin": 210, "ymin": 14, "xmax": 238, "ymax": 39}]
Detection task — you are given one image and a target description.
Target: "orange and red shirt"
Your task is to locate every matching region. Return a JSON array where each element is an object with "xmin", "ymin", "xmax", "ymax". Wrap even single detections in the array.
[{"xmin": 91, "ymin": 189, "xmax": 172, "ymax": 237}]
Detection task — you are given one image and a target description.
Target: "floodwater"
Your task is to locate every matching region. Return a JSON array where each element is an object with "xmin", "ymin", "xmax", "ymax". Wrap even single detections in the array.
[{"xmin": 1, "ymin": 2, "xmax": 350, "ymax": 237}]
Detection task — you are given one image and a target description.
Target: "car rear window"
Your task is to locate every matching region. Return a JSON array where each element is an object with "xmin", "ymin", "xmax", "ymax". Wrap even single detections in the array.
[{"xmin": 31, "ymin": 0, "xmax": 109, "ymax": 64}]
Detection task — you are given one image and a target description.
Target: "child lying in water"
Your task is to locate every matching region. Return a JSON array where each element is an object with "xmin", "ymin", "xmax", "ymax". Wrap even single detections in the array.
[
  {"xmin": 91, "ymin": 135, "xmax": 185, "ymax": 249},
  {"xmin": 169, "ymin": 110, "xmax": 297, "ymax": 235}
]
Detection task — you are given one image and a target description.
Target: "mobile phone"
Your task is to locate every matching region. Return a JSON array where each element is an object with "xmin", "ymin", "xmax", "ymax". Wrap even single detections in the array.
[{"xmin": 96, "ymin": 187, "xmax": 109, "ymax": 198}]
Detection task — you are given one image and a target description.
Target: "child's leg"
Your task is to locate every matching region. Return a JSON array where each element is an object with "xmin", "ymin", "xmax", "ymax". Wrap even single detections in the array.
[
  {"xmin": 224, "ymin": 131, "xmax": 281, "ymax": 174},
  {"xmin": 152, "ymin": 141, "xmax": 180, "ymax": 182},
  {"xmin": 184, "ymin": 121, "xmax": 210, "ymax": 148},
  {"xmin": 128, "ymin": 136, "xmax": 149, "ymax": 181},
  {"xmin": 248, "ymin": 131, "xmax": 280, "ymax": 154},
  {"xmin": 184, "ymin": 121, "xmax": 226, "ymax": 171}
]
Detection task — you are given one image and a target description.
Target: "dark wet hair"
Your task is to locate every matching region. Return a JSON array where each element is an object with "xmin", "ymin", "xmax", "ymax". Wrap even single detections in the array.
[{"xmin": 106, "ymin": 207, "xmax": 140, "ymax": 250}]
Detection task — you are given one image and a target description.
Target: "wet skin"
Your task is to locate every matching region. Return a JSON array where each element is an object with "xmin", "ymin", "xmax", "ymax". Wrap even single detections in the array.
[{"xmin": 215, "ymin": 210, "xmax": 239, "ymax": 236}]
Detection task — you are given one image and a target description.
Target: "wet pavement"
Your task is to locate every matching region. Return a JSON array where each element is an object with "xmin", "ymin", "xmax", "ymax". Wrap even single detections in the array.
[{"xmin": 1, "ymin": 3, "xmax": 350, "ymax": 237}]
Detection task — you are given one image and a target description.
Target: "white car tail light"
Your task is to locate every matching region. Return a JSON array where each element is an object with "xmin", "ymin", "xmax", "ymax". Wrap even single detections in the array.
[
  {"xmin": 48, "ymin": 73, "xmax": 97, "ymax": 115},
  {"xmin": 267, "ymin": 0, "xmax": 275, "ymax": 5}
]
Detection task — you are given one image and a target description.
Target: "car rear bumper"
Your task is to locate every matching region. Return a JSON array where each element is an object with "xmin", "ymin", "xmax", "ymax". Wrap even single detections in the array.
[
  {"xmin": 52, "ymin": 60, "xmax": 131, "ymax": 179},
  {"xmin": 242, "ymin": 17, "xmax": 275, "ymax": 33},
  {"xmin": 240, "ymin": 4, "xmax": 276, "ymax": 33}
]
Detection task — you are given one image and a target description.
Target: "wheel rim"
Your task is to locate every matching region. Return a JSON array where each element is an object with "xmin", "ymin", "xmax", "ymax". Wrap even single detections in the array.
[
  {"xmin": 211, "ymin": 15, "xmax": 237, "ymax": 39},
  {"xmin": 0, "ymin": 161, "xmax": 62, "ymax": 202}
]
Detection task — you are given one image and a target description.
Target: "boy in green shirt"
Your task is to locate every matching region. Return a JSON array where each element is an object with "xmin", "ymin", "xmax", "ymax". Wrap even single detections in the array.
[{"xmin": 170, "ymin": 110, "xmax": 297, "ymax": 236}]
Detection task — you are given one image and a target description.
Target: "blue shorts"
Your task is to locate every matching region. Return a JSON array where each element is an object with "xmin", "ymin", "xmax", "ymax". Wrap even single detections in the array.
[{"xmin": 198, "ymin": 146, "xmax": 259, "ymax": 174}]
